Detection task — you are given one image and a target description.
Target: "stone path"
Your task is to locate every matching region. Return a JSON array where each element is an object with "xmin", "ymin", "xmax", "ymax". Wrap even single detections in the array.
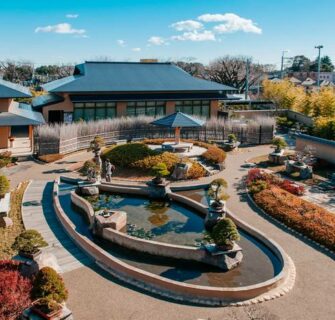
[{"xmin": 22, "ymin": 180, "xmax": 92, "ymax": 273}]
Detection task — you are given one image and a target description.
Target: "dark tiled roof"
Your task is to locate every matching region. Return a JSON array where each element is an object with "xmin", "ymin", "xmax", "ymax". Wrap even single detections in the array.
[
  {"xmin": 32, "ymin": 93, "xmax": 64, "ymax": 109},
  {"xmin": 43, "ymin": 61, "xmax": 236, "ymax": 93},
  {"xmin": 0, "ymin": 102, "xmax": 45, "ymax": 126},
  {"xmin": 0, "ymin": 79, "xmax": 32, "ymax": 98},
  {"xmin": 150, "ymin": 112, "xmax": 205, "ymax": 128}
]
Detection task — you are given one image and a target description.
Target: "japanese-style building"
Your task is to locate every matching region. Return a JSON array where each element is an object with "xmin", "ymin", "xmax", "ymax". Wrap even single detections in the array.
[
  {"xmin": 0, "ymin": 79, "xmax": 45, "ymax": 155},
  {"xmin": 33, "ymin": 61, "xmax": 236, "ymax": 123}
]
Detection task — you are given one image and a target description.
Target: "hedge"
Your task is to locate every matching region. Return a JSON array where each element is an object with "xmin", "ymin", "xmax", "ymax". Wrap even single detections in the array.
[{"xmin": 253, "ymin": 185, "xmax": 335, "ymax": 251}]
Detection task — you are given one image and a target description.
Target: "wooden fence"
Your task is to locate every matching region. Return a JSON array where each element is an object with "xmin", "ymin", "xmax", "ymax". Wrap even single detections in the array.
[{"xmin": 34, "ymin": 126, "xmax": 274, "ymax": 156}]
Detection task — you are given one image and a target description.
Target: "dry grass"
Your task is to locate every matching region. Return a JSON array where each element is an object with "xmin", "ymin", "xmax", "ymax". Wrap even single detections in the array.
[{"xmin": 0, "ymin": 181, "xmax": 28, "ymax": 259}]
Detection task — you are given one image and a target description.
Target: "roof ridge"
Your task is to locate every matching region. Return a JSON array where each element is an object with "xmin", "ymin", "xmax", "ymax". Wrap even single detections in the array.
[{"xmin": 84, "ymin": 61, "xmax": 172, "ymax": 65}]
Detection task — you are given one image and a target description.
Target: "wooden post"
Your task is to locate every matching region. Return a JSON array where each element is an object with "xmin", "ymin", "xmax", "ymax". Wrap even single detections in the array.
[{"xmin": 175, "ymin": 127, "xmax": 181, "ymax": 144}]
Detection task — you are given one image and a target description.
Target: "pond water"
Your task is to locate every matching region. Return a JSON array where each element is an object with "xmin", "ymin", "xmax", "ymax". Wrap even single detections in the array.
[{"xmin": 58, "ymin": 183, "xmax": 281, "ymax": 287}]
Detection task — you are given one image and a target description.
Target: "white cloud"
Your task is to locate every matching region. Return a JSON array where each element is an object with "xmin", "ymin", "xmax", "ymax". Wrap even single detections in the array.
[
  {"xmin": 117, "ymin": 39, "xmax": 126, "ymax": 47},
  {"xmin": 132, "ymin": 47, "xmax": 141, "ymax": 52},
  {"xmin": 170, "ymin": 20, "xmax": 203, "ymax": 31},
  {"xmin": 198, "ymin": 13, "xmax": 262, "ymax": 34},
  {"xmin": 171, "ymin": 30, "xmax": 215, "ymax": 42},
  {"xmin": 66, "ymin": 14, "xmax": 79, "ymax": 19},
  {"xmin": 148, "ymin": 36, "xmax": 166, "ymax": 46},
  {"xmin": 35, "ymin": 23, "xmax": 86, "ymax": 35}
]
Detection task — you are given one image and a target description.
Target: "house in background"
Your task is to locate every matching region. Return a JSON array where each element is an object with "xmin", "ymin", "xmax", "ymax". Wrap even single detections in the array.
[
  {"xmin": 0, "ymin": 79, "xmax": 45, "ymax": 156},
  {"xmin": 32, "ymin": 61, "xmax": 236, "ymax": 123}
]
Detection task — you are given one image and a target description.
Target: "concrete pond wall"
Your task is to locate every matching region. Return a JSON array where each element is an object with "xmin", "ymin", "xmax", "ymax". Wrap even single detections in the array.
[{"xmin": 52, "ymin": 180, "xmax": 295, "ymax": 305}]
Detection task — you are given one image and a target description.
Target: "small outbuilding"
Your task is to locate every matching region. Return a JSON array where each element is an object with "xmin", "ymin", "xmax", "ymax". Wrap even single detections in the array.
[{"xmin": 0, "ymin": 79, "xmax": 45, "ymax": 156}]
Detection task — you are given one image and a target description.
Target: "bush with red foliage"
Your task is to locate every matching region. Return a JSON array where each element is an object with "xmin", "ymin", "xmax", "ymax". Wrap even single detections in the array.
[
  {"xmin": 0, "ymin": 260, "xmax": 32, "ymax": 320},
  {"xmin": 202, "ymin": 146, "xmax": 226, "ymax": 164},
  {"xmin": 280, "ymin": 179, "xmax": 305, "ymax": 196}
]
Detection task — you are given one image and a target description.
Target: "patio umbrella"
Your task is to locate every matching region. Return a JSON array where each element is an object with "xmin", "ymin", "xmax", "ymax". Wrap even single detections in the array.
[{"xmin": 150, "ymin": 112, "xmax": 205, "ymax": 144}]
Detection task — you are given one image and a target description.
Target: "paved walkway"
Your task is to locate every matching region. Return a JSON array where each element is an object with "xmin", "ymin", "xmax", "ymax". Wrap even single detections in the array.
[
  {"xmin": 22, "ymin": 180, "xmax": 92, "ymax": 273},
  {"xmin": 4, "ymin": 146, "xmax": 335, "ymax": 319}
]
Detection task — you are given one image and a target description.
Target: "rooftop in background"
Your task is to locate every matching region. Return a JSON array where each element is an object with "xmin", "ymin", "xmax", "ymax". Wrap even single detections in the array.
[
  {"xmin": 0, "ymin": 102, "xmax": 45, "ymax": 126},
  {"xmin": 0, "ymin": 79, "xmax": 31, "ymax": 98},
  {"xmin": 43, "ymin": 61, "xmax": 236, "ymax": 94}
]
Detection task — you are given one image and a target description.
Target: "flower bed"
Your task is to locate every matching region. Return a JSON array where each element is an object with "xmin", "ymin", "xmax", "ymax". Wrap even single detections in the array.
[
  {"xmin": 253, "ymin": 185, "xmax": 335, "ymax": 251},
  {"xmin": 246, "ymin": 169, "xmax": 335, "ymax": 251},
  {"xmin": 102, "ymin": 142, "xmax": 207, "ymax": 179}
]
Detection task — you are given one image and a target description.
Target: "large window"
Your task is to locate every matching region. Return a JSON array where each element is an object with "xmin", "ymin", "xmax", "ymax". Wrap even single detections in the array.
[
  {"xmin": 127, "ymin": 101, "xmax": 166, "ymax": 117},
  {"xmin": 73, "ymin": 102, "xmax": 116, "ymax": 121},
  {"xmin": 175, "ymin": 100, "xmax": 210, "ymax": 118}
]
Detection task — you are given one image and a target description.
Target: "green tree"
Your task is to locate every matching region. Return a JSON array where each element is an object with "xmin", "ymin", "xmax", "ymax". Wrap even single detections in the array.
[
  {"xmin": 310, "ymin": 56, "xmax": 334, "ymax": 72},
  {"xmin": 289, "ymin": 55, "xmax": 311, "ymax": 72}
]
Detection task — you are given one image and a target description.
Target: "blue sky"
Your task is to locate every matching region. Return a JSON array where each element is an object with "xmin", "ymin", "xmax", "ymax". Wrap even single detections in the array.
[{"xmin": 1, "ymin": 0, "xmax": 334, "ymax": 67}]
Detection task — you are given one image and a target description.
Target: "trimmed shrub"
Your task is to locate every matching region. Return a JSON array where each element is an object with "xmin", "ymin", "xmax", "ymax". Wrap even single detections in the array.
[
  {"xmin": 131, "ymin": 152, "xmax": 179, "ymax": 172},
  {"xmin": 103, "ymin": 143, "xmax": 157, "ymax": 167},
  {"xmin": 187, "ymin": 162, "xmax": 207, "ymax": 179},
  {"xmin": 253, "ymin": 185, "xmax": 335, "ymax": 251},
  {"xmin": 0, "ymin": 175, "xmax": 10, "ymax": 198},
  {"xmin": 0, "ymin": 260, "xmax": 32, "ymax": 320},
  {"xmin": 152, "ymin": 163, "xmax": 170, "ymax": 178},
  {"xmin": 248, "ymin": 180, "xmax": 268, "ymax": 194},
  {"xmin": 0, "ymin": 151, "xmax": 12, "ymax": 168},
  {"xmin": 202, "ymin": 146, "xmax": 226, "ymax": 164},
  {"xmin": 80, "ymin": 160, "xmax": 100, "ymax": 176},
  {"xmin": 12, "ymin": 230, "xmax": 48, "ymax": 255},
  {"xmin": 32, "ymin": 267, "xmax": 68, "ymax": 303},
  {"xmin": 272, "ymin": 137, "xmax": 287, "ymax": 151},
  {"xmin": 210, "ymin": 218, "xmax": 240, "ymax": 249}
]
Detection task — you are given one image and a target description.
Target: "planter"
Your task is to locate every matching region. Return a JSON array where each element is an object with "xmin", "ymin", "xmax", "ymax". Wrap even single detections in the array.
[
  {"xmin": 32, "ymin": 300, "xmax": 62, "ymax": 320},
  {"xmin": 19, "ymin": 249, "xmax": 42, "ymax": 260}
]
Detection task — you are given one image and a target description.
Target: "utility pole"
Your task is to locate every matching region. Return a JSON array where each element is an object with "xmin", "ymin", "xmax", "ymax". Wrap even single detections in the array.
[
  {"xmin": 280, "ymin": 50, "xmax": 288, "ymax": 79},
  {"xmin": 315, "ymin": 45, "xmax": 323, "ymax": 87},
  {"xmin": 245, "ymin": 58, "xmax": 250, "ymax": 100}
]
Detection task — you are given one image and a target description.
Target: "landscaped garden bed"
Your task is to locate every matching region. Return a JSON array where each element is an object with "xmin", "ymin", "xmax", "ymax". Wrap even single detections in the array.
[
  {"xmin": 0, "ymin": 181, "xmax": 28, "ymax": 259},
  {"xmin": 99, "ymin": 141, "xmax": 225, "ymax": 181},
  {"xmin": 247, "ymin": 168, "xmax": 335, "ymax": 251}
]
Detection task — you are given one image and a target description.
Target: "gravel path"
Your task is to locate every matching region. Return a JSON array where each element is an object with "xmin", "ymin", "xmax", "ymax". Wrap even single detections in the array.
[
  {"xmin": 62, "ymin": 146, "xmax": 335, "ymax": 320},
  {"xmin": 3, "ymin": 146, "xmax": 335, "ymax": 319}
]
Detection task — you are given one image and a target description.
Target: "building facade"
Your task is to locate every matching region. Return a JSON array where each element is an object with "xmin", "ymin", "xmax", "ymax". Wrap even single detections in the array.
[
  {"xmin": 33, "ymin": 61, "xmax": 236, "ymax": 123},
  {"xmin": 0, "ymin": 79, "xmax": 45, "ymax": 155}
]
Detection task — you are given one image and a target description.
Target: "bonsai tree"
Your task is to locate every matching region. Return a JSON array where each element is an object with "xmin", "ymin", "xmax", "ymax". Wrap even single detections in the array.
[
  {"xmin": 228, "ymin": 133, "xmax": 237, "ymax": 143},
  {"xmin": 272, "ymin": 137, "xmax": 287, "ymax": 153},
  {"xmin": 32, "ymin": 267, "xmax": 68, "ymax": 303},
  {"xmin": 81, "ymin": 160, "xmax": 101, "ymax": 182},
  {"xmin": 32, "ymin": 297, "xmax": 62, "ymax": 318},
  {"xmin": 152, "ymin": 162, "xmax": 170, "ymax": 183},
  {"xmin": 88, "ymin": 136, "xmax": 105, "ymax": 154},
  {"xmin": 210, "ymin": 218, "xmax": 240, "ymax": 250},
  {"xmin": 12, "ymin": 229, "xmax": 48, "ymax": 257},
  {"xmin": 208, "ymin": 178, "xmax": 229, "ymax": 209},
  {"xmin": 89, "ymin": 136, "xmax": 105, "ymax": 169},
  {"xmin": 0, "ymin": 175, "xmax": 10, "ymax": 198}
]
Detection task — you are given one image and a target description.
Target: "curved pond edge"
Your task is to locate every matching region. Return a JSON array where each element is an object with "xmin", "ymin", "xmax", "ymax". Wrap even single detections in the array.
[{"xmin": 53, "ymin": 179, "xmax": 296, "ymax": 306}]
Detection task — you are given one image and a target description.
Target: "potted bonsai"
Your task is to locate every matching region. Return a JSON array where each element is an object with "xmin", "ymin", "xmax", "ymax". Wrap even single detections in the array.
[
  {"xmin": 152, "ymin": 162, "xmax": 170, "ymax": 184},
  {"xmin": 32, "ymin": 267, "xmax": 69, "ymax": 319},
  {"xmin": 228, "ymin": 133, "xmax": 237, "ymax": 144},
  {"xmin": 12, "ymin": 229, "xmax": 48, "ymax": 259},
  {"xmin": 209, "ymin": 218, "xmax": 240, "ymax": 251},
  {"xmin": 32, "ymin": 297, "xmax": 63, "ymax": 320},
  {"xmin": 208, "ymin": 178, "xmax": 229, "ymax": 211},
  {"xmin": 272, "ymin": 137, "xmax": 287, "ymax": 154},
  {"xmin": 88, "ymin": 136, "xmax": 105, "ymax": 169}
]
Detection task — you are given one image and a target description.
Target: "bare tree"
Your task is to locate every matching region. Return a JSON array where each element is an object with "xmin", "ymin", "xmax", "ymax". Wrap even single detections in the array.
[
  {"xmin": 0, "ymin": 60, "xmax": 34, "ymax": 83},
  {"xmin": 207, "ymin": 56, "xmax": 274, "ymax": 92},
  {"xmin": 173, "ymin": 60, "xmax": 207, "ymax": 78}
]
